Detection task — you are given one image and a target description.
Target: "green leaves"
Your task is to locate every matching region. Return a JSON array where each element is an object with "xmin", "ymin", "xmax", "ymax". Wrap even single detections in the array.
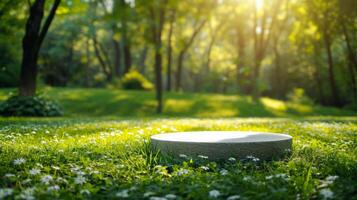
[{"xmin": 0, "ymin": 95, "xmax": 63, "ymax": 117}]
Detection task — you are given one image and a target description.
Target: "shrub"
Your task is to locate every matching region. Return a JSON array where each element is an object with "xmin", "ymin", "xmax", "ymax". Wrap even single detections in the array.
[
  {"xmin": 121, "ymin": 70, "xmax": 153, "ymax": 90},
  {"xmin": 287, "ymin": 88, "xmax": 313, "ymax": 105},
  {"xmin": 0, "ymin": 95, "xmax": 63, "ymax": 117}
]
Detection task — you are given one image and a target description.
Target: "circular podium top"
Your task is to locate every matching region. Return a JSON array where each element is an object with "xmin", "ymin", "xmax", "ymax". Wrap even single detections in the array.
[{"xmin": 151, "ymin": 131, "xmax": 292, "ymax": 143}]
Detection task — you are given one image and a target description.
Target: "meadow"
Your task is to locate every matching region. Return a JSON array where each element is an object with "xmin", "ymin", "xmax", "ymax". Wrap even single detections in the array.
[
  {"xmin": 0, "ymin": 87, "xmax": 355, "ymax": 118},
  {"xmin": 0, "ymin": 88, "xmax": 356, "ymax": 199}
]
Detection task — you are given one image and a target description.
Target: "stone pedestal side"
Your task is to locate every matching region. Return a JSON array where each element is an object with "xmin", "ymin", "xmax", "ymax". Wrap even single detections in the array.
[{"xmin": 151, "ymin": 131, "xmax": 292, "ymax": 161}]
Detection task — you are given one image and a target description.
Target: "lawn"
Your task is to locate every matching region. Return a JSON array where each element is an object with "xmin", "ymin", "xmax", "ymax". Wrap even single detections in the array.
[
  {"xmin": 0, "ymin": 88, "xmax": 356, "ymax": 199},
  {"xmin": 0, "ymin": 87, "xmax": 355, "ymax": 117}
]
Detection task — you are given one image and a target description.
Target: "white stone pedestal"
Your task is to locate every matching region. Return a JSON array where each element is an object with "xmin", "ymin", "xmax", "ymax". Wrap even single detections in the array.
[{"xmin": 151, "ymin": 131, "xmax": 292, "ymax": 161}]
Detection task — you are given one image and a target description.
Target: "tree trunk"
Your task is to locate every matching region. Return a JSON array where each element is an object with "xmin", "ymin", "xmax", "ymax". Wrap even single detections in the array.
[
  {"xmin": 272, "ymin": 38, "xmax": 282, "ymax": 99},
  {"xmin": 323, "ymin": 30, "xmax": 340, "ymax": 106},
  {"xmin": 138, "ymin": 46, "xmax": 148, "ymax": 75},
  {"xmin": 85, "ymin": 38, "xmax": 91, "ymax": 87},
  {"xmin": 175, "ymin": 51, "xmax": 184, "ymax": 91},
  {"xmin": 205, "ymin": 35, "xmax": 215, "ymax": 73},
  {"xmin": 19, "ymin": 0, "xmax": 61, "ymax": 96},
  {"xmin": 252, "ymin": 59, "xmax": 262, "ymax": 102},
  {"xmin": 341, "ymin": 21, "xmax": 357, "ymax": 93},
  {"xmin": 93, "ymin": 38, "xmax": 112, "ymax": 81},
  {"xmin": 206, "ymin": 22, "xmax": 224, "ymax": 74},
  {"xmin": 123, "ymin": 43, "xmax": 131, "ymax": 74},
  {"xmin": 313, "ymin": 45, "xmax": 325, "ymax": 104},
  {"xmin": 341, "ymin": 16, "xmax": 357, "ymax": 72},
  {"xmin": 236, "ymin": 23, "xmax": 245, "ymax": 90},
  {"xmin": 149, "ymin": 1, "xmax": 167, "ymax": 114},
  {"xmin": 154, "ymin": 48, "xmax": 163, "ymax": 113},
  {"xmin": 273, "ymin": 47, "xmax": 280, "ymax": 98},
  {"xmin": 166, "ymin": 10, "xmax": 175, "ymax": 91},
  {"xmin": 122, "ymin": 19, "xmax": 131, "ymax": 75},
  {"xmin": 174, "ymin": 20, "xmax": 206, "ymax": 91},
  {"xmin": 19, "ymin": 0, "xmax": 45, "ymax": 96},
  {"xmin": 113, "ymin": 40, "xmax": 122, "ymax": 77},
  {"xmin": 250, "ymin": 0, "xmax": 281, "ymax": 101}
]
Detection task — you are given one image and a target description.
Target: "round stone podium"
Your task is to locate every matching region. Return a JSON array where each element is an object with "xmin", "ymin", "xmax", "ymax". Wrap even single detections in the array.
[{"xmin": 151, "ymin": 131, "xmax": 292, "ymax": 161}]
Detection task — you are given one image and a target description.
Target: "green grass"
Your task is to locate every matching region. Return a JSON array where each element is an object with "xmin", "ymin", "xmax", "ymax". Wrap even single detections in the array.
[
  {"xmin": 0, "ymin": 87, "xmax": 355, "ymax": 117},
  {"xmin": 0, "ymin": 88, "xmax": 356, "ymax": 199},
  {"xmin": 0, "ymin": 118, "xmax": 356, "ymax": 199}
]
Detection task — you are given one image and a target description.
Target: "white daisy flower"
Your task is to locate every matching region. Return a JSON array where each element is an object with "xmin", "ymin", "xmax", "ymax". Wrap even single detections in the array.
[
  {"xmin": 75, "ymin": 171, "xmax": 86, "ymax": 176},
  {"xmin": 198, "ymin": 155, "xmax": 208, "ymax": 159},
  {"xmin": 143, "ymin": 191, "xmax": 155, "ymax": 197},
  {"xmin": 165, "ymin": 194, "xmax": 177, "ymax": 199},
  {"xmin": 74, "ymin": 176, "xmax": 86, "ymax": 185},
  {"xmin": 177, "ymin": 169, "xmax": 189, "ymax": 176},
  {"xmin": 90, "ymin": 170, "xmax": 100, "ymax": 175},
  {"xmin": 4, "ymin": 173, "xmax": 15, "ymax": 178},
  {"xmin": 0, "ymin": 188, "xmax": 13, "ymax": 199},
  {"xmin": 149, "ymin": 197, "xmax": 167, "ymax": 200},
  {"xmin": 227, "ymin": 195, "xmax": 241, "ymax": 200},
  {"xmin": 18, "ymin": 188, "xmax": 35, "ymax": 200},
  {"xmin": 47, "ymin": 185, "xmax": 60, "ymax": 192},
  {"xmin": 35, "ymin": 163, "xmax": 43, "ymax": 168},
  {"xmin": 22, "ymin": 179, "xmax": 32, "ymax": 184},
  {"xmin": 320, "ymin": 188, "xmax": 334, "ymax": 199},
  {"xmin": 228, "ymin": 157, "xmax": 236, "ymax": 162},
  {"xmin": 179, "ymin": 154, "xmax": 187, "ymax": 158},
  {"xmin": 29, "ymin": 168, "xmax": 41, "ymax": 176},
  {"xmin": 243, "ymin": 176, "xmax": 252, "ymax": 181},
  {"xmin": 56, "ymin": 177, "xmax": 68, "ymax": 184},
  {"xmin": 116, "ymin": 189, "xmax": 129, "ymax": 198},
  {"xmin": 13, "ymin": 158, "xmax": 26, "ymax": 165},
  {"xmin": 80, "ymin": 189, "xmax": 91, "ymax": 195},
  {"xmin": 209, "ymin": 190, "xmax": 220, "ymax": 198},
  {"xmin": 246, "ymin": 155, "xmax": 260, "ymax": 162},
  {"xmin": 51, "ymin": 166, "xmax": 60, "ymax": 170},
  {"xmin": 325, "ymin": 175, "xmax": 338, "ymax": 182},
  {"xmin": 129, "ymin": 186, "xmax": 137, "ymax": 191},
  {"xmin": 220, "ymin": 169, "xmax": 229, "ymax": 176},
  {"xmin": 200, "ymin": 166, "xmax": 209, "ymax": 171},
  {"xmin": 41, "ymin": 175, "xmax": 53, "ymax": 185},
  {"xmin": 275, "ymin": 174, "xmax": 289, "ymax": 181}
]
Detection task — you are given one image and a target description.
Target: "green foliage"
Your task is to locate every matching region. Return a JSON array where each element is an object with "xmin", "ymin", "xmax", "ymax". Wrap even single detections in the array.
[
  {"xmin": 0, "ymin": 95, "xmax": 63, "ymax": 117},
  {"xmin": 287, "ymin": 88, "xmax": 313, "ymax": 105},
  {"xmin": 121, "ymin": 70, "xmax": 154, "ymax": 91}
]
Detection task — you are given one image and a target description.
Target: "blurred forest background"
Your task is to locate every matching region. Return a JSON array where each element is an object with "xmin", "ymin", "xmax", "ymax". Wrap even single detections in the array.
[{"xmin": 0, "ymin": 0, "xmax": 356, "ymax": 112}]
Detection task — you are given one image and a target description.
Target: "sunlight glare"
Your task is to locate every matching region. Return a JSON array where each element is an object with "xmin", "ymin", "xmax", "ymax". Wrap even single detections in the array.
[{"xmin": 255, "ymin": 0, "xmax": 264, "ymax": 10}]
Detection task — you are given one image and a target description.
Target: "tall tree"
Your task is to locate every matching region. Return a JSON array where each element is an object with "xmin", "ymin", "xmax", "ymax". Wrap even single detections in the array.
[
  {"xmin": 251, "ymin": 0, "xmax": 282, "ymax": 101},
  {"xmin": 147, "ymin": 0, "xmax": 168, "ymax": 113},
  {"xmin": 338, "ymin": 0, "xmax": 357, "ymax": 94},
  {"xmin": 235, "ymin": 16, "xmax": 246, "ymax": 91},
  {"xmin": 205, "ymin": 20, "xmax": 224, "ymax": 73},
  {"xmin": 175, "ymin": 20, "xmax": 206, "ymax": 91},
  {"xmin": 166, "ymin": 9, "xmax": 176, "ymax": 91},
  {"xmin": 19, "ymin": 0, "xmax": 61, "ymax": 96},
  {"xmin": 117, "ymin": 0, "xmax": 132, "ymax": 75},
  {"xmin": 308, "ymin": 0, "xmax": 341, "ymax": 106},
  {"xmin": 111, "ymin": 0, "xmax": 122, "ymax": 77}
]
